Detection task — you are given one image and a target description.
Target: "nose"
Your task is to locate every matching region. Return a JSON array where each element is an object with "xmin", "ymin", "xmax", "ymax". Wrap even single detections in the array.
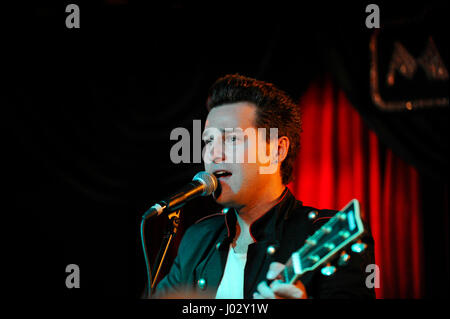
[{"xmin": 208, "ymin": 138, "xmax": 226, "ymax": 164}]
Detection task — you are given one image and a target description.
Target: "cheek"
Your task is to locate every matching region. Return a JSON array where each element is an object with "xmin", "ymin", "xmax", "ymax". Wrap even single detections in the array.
[
  {"xmin": 203, "ymin": 153, "xmax": 212, "ymax": 170},
  {"xmin": 223, "ymin": 143, "xmax": 251, "ymax": 164},
  {"xmin": 241, "ymin": 138, "xmax": 258, "ymax": 164},
  {"xmin": 235, "ymin": 163, "xmax": 260, "ymax": 184},
  {"xmin": 255, "ymin": 137, "xmax": 277, "ymax": 167}
]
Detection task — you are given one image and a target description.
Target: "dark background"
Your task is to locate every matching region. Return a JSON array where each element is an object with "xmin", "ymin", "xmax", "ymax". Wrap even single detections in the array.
[{"xmin": 5, "ymin": 1, "xmax": 449, "ymax": 298}]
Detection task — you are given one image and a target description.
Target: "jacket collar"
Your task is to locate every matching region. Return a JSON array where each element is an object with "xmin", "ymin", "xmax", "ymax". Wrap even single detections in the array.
[{"xmin": 223, "ymin": 187, "xmax": 299, "ymax": 243}]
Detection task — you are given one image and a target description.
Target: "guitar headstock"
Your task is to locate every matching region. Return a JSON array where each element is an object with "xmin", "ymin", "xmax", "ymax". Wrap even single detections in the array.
[{"xmin": 283, "ymin": 199, "xmax": 366, "ymax": 284}]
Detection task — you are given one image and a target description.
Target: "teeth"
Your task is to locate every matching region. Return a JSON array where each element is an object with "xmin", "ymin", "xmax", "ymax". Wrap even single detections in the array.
[{"xmin": 214, "ymin": 170, "xmax": 231, "ymax": 177}]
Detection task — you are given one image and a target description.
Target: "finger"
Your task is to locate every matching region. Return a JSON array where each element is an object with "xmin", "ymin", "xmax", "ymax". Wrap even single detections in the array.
[
  {"xmin": 253, "ymin": 292, "xmax": 264, "ymax": 299},
  {"xmin": 256, "ymin": 280, "xmax": 276, "ymax": 299},
  {"xmin": 271, "ymin": 281, "xmax": 305, "ymax": 299},
  {"xmin": 266, "ymin": 262, "xmax": 285, "ymax": 280}
]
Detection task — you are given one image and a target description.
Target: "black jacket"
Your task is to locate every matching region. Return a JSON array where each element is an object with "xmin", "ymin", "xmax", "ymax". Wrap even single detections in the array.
[{"xmin": 153, "ymin": 188, "xmax": 375, "ymax": 299}]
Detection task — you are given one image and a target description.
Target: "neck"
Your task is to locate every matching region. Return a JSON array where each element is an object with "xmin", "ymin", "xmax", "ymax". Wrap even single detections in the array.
[
  {"xmin": 236, "ymin": 182, "xmax": 286, "ymax": 226},
  {"xmin": 231, "ymin": 183, "xmax": 286, "ymax": 253}
]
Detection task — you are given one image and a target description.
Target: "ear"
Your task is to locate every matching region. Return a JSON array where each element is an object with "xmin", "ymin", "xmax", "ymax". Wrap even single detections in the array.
[{"xmin": 276, "ymin": 136, "xmax": 290, "ymax": 163}]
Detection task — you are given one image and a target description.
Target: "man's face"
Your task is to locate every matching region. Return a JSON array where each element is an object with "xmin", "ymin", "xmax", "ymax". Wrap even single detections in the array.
[{"xmin": 203, "ymin": 102, "xmax": 277, "ymax": 208}]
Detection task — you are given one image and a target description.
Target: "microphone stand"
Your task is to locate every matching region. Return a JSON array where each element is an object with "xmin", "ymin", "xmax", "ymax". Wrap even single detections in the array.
[
  {"xmin": 140, "ymin": 172, "xmax": 216, "ymax": 298},
  {"xmin": 150, "ymin": 209, "xmax": 181, "ymax": 294},
  {"xmin": 140, "ymin": 209, "xmax": 181, "ymax": 298}
]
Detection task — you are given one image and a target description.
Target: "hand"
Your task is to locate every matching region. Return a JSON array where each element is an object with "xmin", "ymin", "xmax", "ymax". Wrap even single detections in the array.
[{"xmin": 253, "ymin": 262, "xmax": 307, "ymax": 299}]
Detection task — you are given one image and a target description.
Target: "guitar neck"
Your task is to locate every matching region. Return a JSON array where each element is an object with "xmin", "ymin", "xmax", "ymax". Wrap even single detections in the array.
[{"xmin": 282, "ymin": 252, "xmax": 302, "ymax": 284}]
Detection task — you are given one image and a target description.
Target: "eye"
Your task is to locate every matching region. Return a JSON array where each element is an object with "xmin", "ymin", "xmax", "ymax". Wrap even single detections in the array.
[
  {"xmin": 203, "ymin": 136, "xmax": 214, "ymax": 145},
  {"xmin": 225, "ymin": 133, "xmax": 245, "ymax": 146},
  {"xmin": 225, "ymin": 135, "xmax": 238, "ymax": 143}
]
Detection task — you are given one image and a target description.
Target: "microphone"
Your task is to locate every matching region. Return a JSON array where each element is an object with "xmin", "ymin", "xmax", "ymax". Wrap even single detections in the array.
[{"xmin": 142, "ymin": 171, "xmax": 218, "ymax": 220}]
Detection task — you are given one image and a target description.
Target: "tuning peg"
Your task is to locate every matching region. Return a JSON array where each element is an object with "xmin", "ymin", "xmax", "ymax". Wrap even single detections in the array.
[
  {"xmin": 351, "ymin": 240, "xmax": 367, "ymax": 253},
  {"xmin": 320, "ymin": 263, "xmax": 336, "ymax": 276},
  {"xmin": 338, "ymin": 250, "xmax": 351, "ymax": 266}
]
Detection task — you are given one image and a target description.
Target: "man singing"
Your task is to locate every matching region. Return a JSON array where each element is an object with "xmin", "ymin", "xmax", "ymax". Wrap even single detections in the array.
[{"xmin": 153, "ymin": 74, "xmax": 375, "ymax": 299}]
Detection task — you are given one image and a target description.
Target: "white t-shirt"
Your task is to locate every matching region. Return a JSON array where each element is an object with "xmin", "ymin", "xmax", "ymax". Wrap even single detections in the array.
[{"xmin": 215, "ymin": 244, "xmax": 247, "ymax": 299}]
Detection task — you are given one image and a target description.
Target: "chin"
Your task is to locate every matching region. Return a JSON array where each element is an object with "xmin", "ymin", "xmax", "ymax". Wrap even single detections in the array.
[
  {"xmin": 213, "ymin": 192, "xmax": 229, "ymax": 205},
  {"xmin": 213, "ymin": 189, "xmax": 235, "ymax": 207}
]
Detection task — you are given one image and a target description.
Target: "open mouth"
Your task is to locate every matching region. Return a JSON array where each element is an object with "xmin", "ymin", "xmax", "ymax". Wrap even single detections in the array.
[{"xmin": 213, "ymin": 170, "xmax": 232, "ymax": 180}]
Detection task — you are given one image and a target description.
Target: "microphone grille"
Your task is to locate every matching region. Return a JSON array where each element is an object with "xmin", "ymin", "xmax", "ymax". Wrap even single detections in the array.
[{"xmin": 193, "ymin": 171, "xmax": 218, "ymax": 196}]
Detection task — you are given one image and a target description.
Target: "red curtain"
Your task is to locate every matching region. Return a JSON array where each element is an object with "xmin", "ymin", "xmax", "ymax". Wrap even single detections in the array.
[{"xmin": 288, "ymin": 77, "xmax": 424, "ymax": 298}]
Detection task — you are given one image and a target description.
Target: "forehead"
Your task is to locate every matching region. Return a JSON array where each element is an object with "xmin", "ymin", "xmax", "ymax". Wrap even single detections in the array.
[{"xmin": 204, "ymin": 102, "xmax": 257, "ymax": 131}]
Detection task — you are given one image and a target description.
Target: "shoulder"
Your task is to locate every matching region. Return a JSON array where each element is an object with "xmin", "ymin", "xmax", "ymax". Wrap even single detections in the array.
[
  {"xmin": 300, "ymin": 204, "xmax": 374, "ymax": 246},
  {"xmin": 304, "ymin": 206, "xmax": 338, "ymax": 224},
  {"xmin": 194, "ymin": 209, "xmax": 227, "ymax": 226},
  {"xmin": 182, "ymin": 210, "xmax": 227, "ymax": 239},
  {"xmin": 291, "ymin": 203, "xmax": 339, "ymax": 231},
  {"xmin": 283, "ymin": 192, "xmax": 338, "ymax": 225}
]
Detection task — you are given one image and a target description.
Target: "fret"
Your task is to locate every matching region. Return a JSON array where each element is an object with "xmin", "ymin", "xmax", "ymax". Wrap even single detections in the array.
[{"xmin": 283, "ymin": 258, "xmax": 296, "ymax": 283}]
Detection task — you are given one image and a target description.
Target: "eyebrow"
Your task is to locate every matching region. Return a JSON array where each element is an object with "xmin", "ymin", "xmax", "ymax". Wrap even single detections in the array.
[
  {"xmin": 203, "ymin": 127, "xmax": 241, "ymax": 133},
  {"xmin": 203, "ymin": 127, "xmax": 225, "ymax": 132},
  {"xmin": 202, "ymin": 128, "xmax": 237, "ymax": 138}
]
